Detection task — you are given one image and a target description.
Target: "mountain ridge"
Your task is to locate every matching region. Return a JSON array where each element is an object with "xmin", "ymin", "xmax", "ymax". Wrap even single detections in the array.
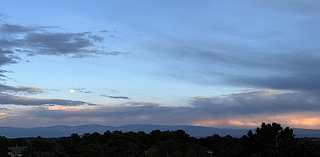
[{"xmin": 0, "ymin": 124, "xmax": 319, "ymax": 138}]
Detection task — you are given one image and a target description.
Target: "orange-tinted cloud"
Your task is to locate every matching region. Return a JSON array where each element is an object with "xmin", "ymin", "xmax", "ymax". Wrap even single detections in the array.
[
  {"xmin": 190, "ymin": 111, "xmax": 320, "ymax": 129},
  {"xmin": 43, "ymin": 105, "xmax": 94, "ymax": 111}
]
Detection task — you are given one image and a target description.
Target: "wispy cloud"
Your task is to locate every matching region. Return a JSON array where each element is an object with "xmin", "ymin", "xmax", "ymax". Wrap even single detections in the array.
[
  {"xmin": 0, "ymin": 48, "xmax": 19, "ymax": 67},
  {"xmin": 0, "ymin": 24, "xmax": 35, "ymax": 33},
  {"xmin": 125, "ymin": 101, "xmax": 159, "ymax": 106},
  {"xmin": 137, "ymin": 0, "xmax": 320, "ymax": 94},
  {"xmin": 44, "ymin": 88, "xmax": 60, "ymax": 92},
  {"xmin": 0, "ymin": 21, "xmax": 130, "ymax": 58},
  {"xmin": 73, "ymin": 88, "xmax": 86, "ymax": 91},
  {"xmin": 99, "ymin": 30, "xmax": 109, "ymax": 33},
  {"xmin": 0, "ymin": 108, "xmax": 8, "ymax": 111},
  {"xmin": 0, "ymin": 84, "xmax": 44, "ymax": 95},
  {"xmin": 100, "ymin": 95, "xmax": 130, "ymax": 99},
  {"xmin": 0, "ymin": 93, "xmax": 96, "ymax": 106},
  {"xmin": 191, "ymin": 96, "xmax": 209, "ymax": 99},
  {"xmin": 70, "ymin": 88, "xmax": 93, "ymax": 93},
  {"xmin": 79, "ymin": 91, "xmax": 93, "ymax": 94},
  {"xmin": 0, "ymin": 69, "xmax": 14, "ymax": 80},
  {"xmin": 99, "ymin": 30, "xmax": 116, "ymax": 33},
  {"xmin": 190, "ymin": 89, "xmax": 319, "ymax": 116},
  {"xmin": 111, "ymin": 89, "xmax": 119, "ymax": 93}
]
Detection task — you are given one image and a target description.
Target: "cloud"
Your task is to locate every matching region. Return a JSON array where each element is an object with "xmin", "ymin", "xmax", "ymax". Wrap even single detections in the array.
[
  {"xmin": 67, "ymin": 50, "xmax": 132, "ymax": 58},
  {"xmin": 73, "ymin": 88, "xmax": 86, "ymax": 91},
  {"xmin": 191, "ymin": 96, "xmax": 209, "ymax": 99},
  {"xmin": 100, "ymin": 51, "xmax": 132, "ymax": 55},
  {"xmin": 0, "ymin": 20, "xmax": 130, "ymax": 58},
  {"xmin": 0, "ymin": 84, "xmax": 44, "ymax": 95},
  {"xmin": 109, "ymin": 35, "xmax": 115, "ymax": 38},
  {"xmin": 0, "ymin": 48, "xmax": 19, "ymax": 67},
  {"xmin": 0, "ymin": 108, "xmax": 8, "ymax": 111},
  {"xmin": 99, "ymin": 30, "xmax": 116, "ymax": 33},
  {"xmin": 43, "ymin": 88, "xmax": 316, "ymax": 126},
  {"xmin": 69, "ymin": 88, "xmax": 92, "ymax": 93},
  {"xmin": 100, "ymin": 95, "xmax": 130, "ymax": 99},
  {"xmin": 99, "ymin": 30, "xmax": 109, "ymax": 33},
  {"xmin": 0, "ymin": 24, "xmax": 35, "ymax": 33},
  {"xmin": 223, "ymin": 52, "xmax": 320, "ymax": 92},
  {"xmin": 190, "ymin": 89, "xmax": 320, "ymax": 116},
  {"xmin": 0, "ymin": 69, "xmax": 13, "ymax": 80},
  {"xmin": 23, "ymin": 101, "xmax": 179, "ymax": 121},
  {"xmin": 230, "ymin": 74, "xmax": 320, "ymax": 91},
  {"xmin": 43, "ymin": 105, "xmax": 94, "ymax": 111},
  {"xmin": 0, "ymin": 23, "xmax": 59, "ymax": 34},
  {"xmin": 23, "ymin": 32, "xmax": 94, "ymax": 55},
  {"xmin": 0, "ymin": 93, "xmax": 96, "ymax": 106},
  {"xmin": 0, "ymin": 13, "xmax": 10, "ymax": 22},
  {"xmin": 136, "ymin": 0, "xmax": 320, "ymax": 93},
  {"xmin": 111, "ymin": 89, "xmax": 119, "ymax": 93},
  {"xmin": 125, "ymin": 101, "xmax": 159, "ymax": 106},
  {"xmin": 0, "ymin": 23, "xmax": 93, "ymax": 58},
  {"xmin": 1, "ymin": 89, "xmax": 320, "ymax": 129},
  {"xmin": 145, "ymin": 40, "xmax": 320, "ymax": 92},
  {"xmin": 88, "ymin": 35, "xmax": 104, "ymax": 42},
  {"xmin": 45, "ymin": 88, "xmax": 60, "ymax": 92},
  {"xmin": 0, "ymin": 70, "xmax": 13, "ymax": 73},
  {"xmin": 79, "ymin": 91, "xmax": 93, "ymax": 94}
]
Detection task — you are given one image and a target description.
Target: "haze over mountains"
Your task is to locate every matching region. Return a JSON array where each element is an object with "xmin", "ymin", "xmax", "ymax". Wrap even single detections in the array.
[{"xmin": 1, "ymin": 124, "xmax": 319, "ymax": 138}]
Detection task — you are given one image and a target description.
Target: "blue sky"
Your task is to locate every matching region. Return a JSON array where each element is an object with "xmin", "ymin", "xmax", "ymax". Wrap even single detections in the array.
[{"xmin": 1, "ymin": 0, "xmax": 320, "ymax": 129}]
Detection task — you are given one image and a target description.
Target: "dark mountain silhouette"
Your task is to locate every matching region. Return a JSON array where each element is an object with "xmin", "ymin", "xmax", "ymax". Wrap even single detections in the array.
[{"xmin": 0, "ymin": 124, "xmax": 319, "ymax": 138}]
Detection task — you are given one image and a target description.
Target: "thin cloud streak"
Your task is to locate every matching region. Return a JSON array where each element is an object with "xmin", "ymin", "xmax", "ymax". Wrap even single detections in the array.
[
  {"xmin": 0, "ymin": 84, "xmax": 44, "ymax": 95},
  {"xmin": 100, "ymin": 95, "xmax": 130, "ymax": 99},
  {"xmin": 0, "ymin": 93, "xmax": 96, "ymax": 106}
]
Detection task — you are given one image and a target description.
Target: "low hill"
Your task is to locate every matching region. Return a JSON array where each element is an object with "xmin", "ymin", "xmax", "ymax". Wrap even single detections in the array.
[{"xmin": 0, "ymin": 124, "xmax": 319, "ymax": 138}]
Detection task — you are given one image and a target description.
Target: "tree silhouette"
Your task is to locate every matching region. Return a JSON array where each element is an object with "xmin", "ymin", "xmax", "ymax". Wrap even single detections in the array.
[
  {"xmin": 17, "ymin": 123, "xmax": 320, "ymax": 157},
  {"xmin": 245, "ymin": 122, "xmax": 300, "ymax": 157},
  {"xmin": 0, "ymin": 136, "xmax": 11, "ymax": 157}
]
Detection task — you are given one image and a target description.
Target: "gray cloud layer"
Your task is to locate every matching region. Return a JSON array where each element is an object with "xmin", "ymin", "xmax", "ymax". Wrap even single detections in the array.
[
  {"xmin": 20, "ymin": 89, "xmax": 320, "ymax": 125},
  {"xmin": 128, "ymin": 0, "xmax": 320, "ymax": 95},
  {"xmin": 0, "ymin": 88, "xmax": 318, "ymax": 128},
  {"xmin": 190, "ymin": 90, "xmax": 320, "ymax": 116},
  {"xmin": 0, "ymin": 93, "xmax": 95, "ymax": 106}
]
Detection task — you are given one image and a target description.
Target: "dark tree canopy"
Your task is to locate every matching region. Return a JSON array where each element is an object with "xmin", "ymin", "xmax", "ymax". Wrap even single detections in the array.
[{"xmin": 0, "ymin": 122, "xmax": 317, "ymax": 157}]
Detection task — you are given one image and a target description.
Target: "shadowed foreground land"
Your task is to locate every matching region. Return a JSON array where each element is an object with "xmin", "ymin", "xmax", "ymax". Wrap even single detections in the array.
[{"xmin": 1, "ymin": 123, "xmax": 320, "ymax": 157}]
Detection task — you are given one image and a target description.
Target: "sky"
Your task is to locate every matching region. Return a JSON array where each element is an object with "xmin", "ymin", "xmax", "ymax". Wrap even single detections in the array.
[{"xmin": 0, "ymin": 0, "xmax": 320, "ymax": 129}]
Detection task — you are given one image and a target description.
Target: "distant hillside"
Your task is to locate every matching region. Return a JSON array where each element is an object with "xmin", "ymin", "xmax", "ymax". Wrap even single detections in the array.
[{"xmin": 0, "ymin": 124, "xmax": 319, "ymax": 138}]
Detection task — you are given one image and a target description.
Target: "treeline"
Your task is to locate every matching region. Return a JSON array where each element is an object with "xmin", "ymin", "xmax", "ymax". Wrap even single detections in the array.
[{"xmin": 1, "ymin": 123, "xmax": 320, "ymax": 157}]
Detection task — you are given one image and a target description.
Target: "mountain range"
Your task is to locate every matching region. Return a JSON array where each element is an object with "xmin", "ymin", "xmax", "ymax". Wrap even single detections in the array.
[{"xmin": 1, "ymin": 124, "xmax": 319, "ymax": 138}]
